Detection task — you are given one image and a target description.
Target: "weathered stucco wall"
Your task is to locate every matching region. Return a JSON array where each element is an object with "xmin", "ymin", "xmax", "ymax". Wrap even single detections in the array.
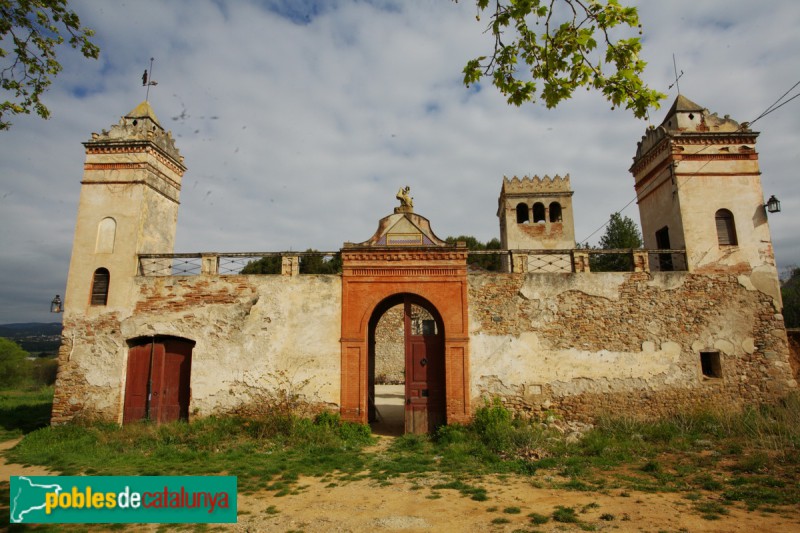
[
  {"xmin": 52, "ymin": 274, "xmax": 342, "ymax": 423},
  {"xmin": 468, "ymin": 271, "xmax": 796, "ymax": 420},
  {"xmin": 53, "ymin": 270, "xmax": 797, "ymax": 425}
]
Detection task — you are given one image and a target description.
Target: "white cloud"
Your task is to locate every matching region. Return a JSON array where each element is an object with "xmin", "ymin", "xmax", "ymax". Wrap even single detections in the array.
[{"xmin": 1, "ymin": 0, "xmax": 798, "ymax": 323}]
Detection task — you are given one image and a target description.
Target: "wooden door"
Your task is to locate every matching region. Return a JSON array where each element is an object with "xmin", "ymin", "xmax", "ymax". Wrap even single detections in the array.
[
  {"xmin": 158, "ymin": 339, "xmax": 192, "ymax": 422},
  {"xmin": 404, "ymin": 301, "xmax": 445, "ymax": 434},
  {"xmin": 123, "ymin": 337, "xmax": 193, "ymax": 424},
  {"xmin": 123, "ymin": 344, "xmax": 151, "ymax": 423}
]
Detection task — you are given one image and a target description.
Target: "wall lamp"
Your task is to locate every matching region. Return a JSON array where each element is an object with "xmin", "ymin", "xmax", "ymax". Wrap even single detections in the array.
[
  {"xmin": 765, "ymin": 195, "xmax": 781, "ymax": 214},
  {"xmin": 50, "ymin": 294, "xmax": 63, "ymax": 313}
]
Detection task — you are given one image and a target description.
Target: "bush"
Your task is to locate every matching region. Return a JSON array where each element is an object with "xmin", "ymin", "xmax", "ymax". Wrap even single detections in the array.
[
  {"xmin": 472, "ymin": 398, "xmax": 515, "ymax": 453},
  {"xmin": 0, "ymin": 337, "xmax": 32, "ymax": 388}
]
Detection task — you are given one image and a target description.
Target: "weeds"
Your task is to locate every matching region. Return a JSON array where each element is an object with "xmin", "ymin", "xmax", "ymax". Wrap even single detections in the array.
[
  {"xmin": 4, "ymin": 391, "xmax": 800, "ymax": 523},
  {"xmin": 552, "ymin": 505, "xmax": 579, "ymax": 523},
  {"xmin": 528, "ymin": 512, "xmax": 549, "ymax": 524}
]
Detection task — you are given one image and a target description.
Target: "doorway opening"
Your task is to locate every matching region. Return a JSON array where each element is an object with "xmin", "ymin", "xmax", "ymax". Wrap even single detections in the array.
[
  {"xmin": 123, "ymin": 336, "xmax": 194, "ymax": 424},
  {"xmin": 368, "ymin": 294, "xmax": 445, "ymax": 435}
]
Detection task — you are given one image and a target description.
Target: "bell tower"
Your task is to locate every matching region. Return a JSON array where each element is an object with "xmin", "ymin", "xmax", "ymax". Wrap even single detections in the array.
[
  {"xmin": 63, "ymin": 101, "xmax": 186, "ymax": 316},
  {"xmin": 497, "ymin": 175, "xmax": 575, "ymax": 272},
  {"xmin": 630, "ymin": 95, "xmax": 776, "ymax": 274}
]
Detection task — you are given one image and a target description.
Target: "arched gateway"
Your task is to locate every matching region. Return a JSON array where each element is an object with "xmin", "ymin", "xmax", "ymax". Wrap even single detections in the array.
[{"xmin": 340, "ymin": 199, "xmax": 471, "ymax": 433}]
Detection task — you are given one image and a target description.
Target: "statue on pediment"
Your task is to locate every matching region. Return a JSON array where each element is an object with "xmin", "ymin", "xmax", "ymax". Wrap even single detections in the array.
[{"xmin": 396, "ymin": 186, "xmax": 414, "ymax": 211}]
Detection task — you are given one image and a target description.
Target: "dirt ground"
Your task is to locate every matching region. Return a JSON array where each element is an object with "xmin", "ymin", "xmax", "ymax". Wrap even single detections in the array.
[
  {"xmin": 234, "ymin": 470, "xmax": 800, "ymax": 532},
  {"xmin": 3, "ymin": 437, "xmax": 800, "ymax": 533}
]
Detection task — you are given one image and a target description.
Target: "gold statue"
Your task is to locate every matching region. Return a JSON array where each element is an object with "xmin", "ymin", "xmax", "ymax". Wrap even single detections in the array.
[{"xmin": 396, "ymin": 186, "xmax": 413, "ymax": 209}]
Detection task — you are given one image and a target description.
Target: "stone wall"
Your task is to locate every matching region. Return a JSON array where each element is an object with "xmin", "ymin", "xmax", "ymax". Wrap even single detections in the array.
[
  {"xmin": 374, "ymin": 305, "xmax": 404, "ymax": 383},
  {"xmin": 52, "ymin": 274, "xmax": 342, "ymax": 424},
  {"xmin": 52, "ymin": 270, "xmax": 797, "ymax": 425},
  {"xmin": 468, "ymin": 271, "xmax": 796, "ymax": 421}
]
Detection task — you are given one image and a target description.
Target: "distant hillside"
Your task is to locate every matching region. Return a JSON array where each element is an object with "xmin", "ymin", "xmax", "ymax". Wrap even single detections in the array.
[{"xmin": 0, "ymin": 322, "xmax": 62, "ymax": 356}]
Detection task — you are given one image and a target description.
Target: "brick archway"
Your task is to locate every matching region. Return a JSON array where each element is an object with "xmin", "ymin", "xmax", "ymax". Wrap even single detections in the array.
[{"xmin": 340, "ymin": 248, "xmax": 470, "ymax": 428}]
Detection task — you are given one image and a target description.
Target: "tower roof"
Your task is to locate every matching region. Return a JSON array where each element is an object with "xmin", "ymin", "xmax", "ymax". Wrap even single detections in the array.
[
  {"xmin": 85, "ymin": 101, "xmax": 184, "ymax": 171},
  {"xmin": 125, "ymin": 101, "xmax": 162, "ymax": 127},
  {"xmin": 659, "ymin": 94, "xmax": 705, "ymax": 128}
]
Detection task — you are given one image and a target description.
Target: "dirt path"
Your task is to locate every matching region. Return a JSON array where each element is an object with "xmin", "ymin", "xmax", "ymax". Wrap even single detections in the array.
[
  {"xmin": 233, "ymin": 473, "xmax": 800, "ymax": 532},
  {"xmin": 3, "ymin": 436, "xmax": 799, "ymax": 532},
  {"xmin": 0, "ymin": 438, "xmax": 53, "ymax": 478}
]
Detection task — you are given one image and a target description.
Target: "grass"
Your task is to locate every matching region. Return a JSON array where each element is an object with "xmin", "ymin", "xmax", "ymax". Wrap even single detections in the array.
[
  {"xmin": 5, "ymin": 411, "xmax": 375, "ymax": 493},
  {"xmin": 3, "ymin": 391, "xmax": 800, "ymax": 524},
  {"xmin": 0, "ymin": 386, "xmax": 54, "ymax": 440}
]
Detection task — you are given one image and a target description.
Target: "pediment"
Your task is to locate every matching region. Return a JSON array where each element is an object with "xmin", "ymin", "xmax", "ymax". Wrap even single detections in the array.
[{"xmin": 345, "ymin": 212, "xmax": 448, "ymax": 248}]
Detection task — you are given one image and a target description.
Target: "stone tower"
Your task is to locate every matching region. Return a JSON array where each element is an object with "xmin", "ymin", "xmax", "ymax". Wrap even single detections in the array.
[
  {"xmin": 497, "ymin": 175, "xmax": 575, "ymax": 272},
  {"xmin": 630, "ymin": 95, "xmax": 777, "ymax": 277},
  {"xmin": 63, "ymin": 101, "xmax": 186, "ymax": 316}
]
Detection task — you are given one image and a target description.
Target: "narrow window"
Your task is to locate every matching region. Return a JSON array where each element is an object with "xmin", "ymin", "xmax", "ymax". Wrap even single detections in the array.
[
  {"xmin": 91, "ymin": 268, "xmax": 110, "ymax": 306},
  {"xmin": 700, "ymin": 351, "xmax": 722, "ymax": 379},
  {"xmin": 549, "ymin": 202, "xmax": 562, "ymax": 222},
  {"xmin": 515, "ymin": 202, "xmax": 529, "ymax": 224},
  {"xmin": 715, "ymin": 209, "xmax": 738, "ymax": 246},
  {"xmin": 655, "ymin": 226, "xmax": 673, "ymax": 271},
  {"xmin": 533, "ymin": 202, "xmax": 546, "ymax": 223}
]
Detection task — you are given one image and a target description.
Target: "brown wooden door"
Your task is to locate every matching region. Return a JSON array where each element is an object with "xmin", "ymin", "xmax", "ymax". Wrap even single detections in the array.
[
  {"xmin": 404, "ymin": 300, "xmax": 445, "ymax": 434},
  {"xmin": 123, "ymin": 337, "xmax": 193, "ymax": 424},
  {"xmin": 158, "ymin": 339, "xmax": 192, "ymax": 422},
  {"xmin": 123, "ymin": 344, "xmax": 151, "ymax": 423}
]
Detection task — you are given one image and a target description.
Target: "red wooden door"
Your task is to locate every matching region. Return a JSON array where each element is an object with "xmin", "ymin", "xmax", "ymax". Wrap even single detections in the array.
[
  {"xmin": 123, "ymin": 344, "xmax": 151, "ymax": 423},
  {"xmin": 404, "ymin": 301, "xmax": 445, "ymax": 434},
  {"xmin": 123, "ymin": 338, "xmax": 193, "ymax": 424},
  {"xmin": 158, "ymin": 339, "xmax": 192, "ymax": 423}
]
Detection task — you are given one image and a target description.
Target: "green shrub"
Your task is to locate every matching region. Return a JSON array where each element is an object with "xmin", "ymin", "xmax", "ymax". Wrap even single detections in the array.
[
  {"xmin": 0, "ymin": 337, "xmax": 33, "ymax": 388},
  {"xmin": 552, "ymin": 506, "xmax": 579, "ymax": 523},
  {"xmin": 472, "ymin": 398, "xmax": 515, "ymax": 453}
]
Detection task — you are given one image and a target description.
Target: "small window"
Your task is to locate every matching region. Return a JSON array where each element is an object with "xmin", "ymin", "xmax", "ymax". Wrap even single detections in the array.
[
  {"xmin": 715, "ymin": 209, "xmax": 737, "ymax": 246},
  {"xmin": 549, "ymin": 202, "xmax": 562, "ymax": 222},
  {"xmin": 516, "ymin": 202, "xmax": 529, "ymax": 224},
  {"xmin": 91, "ymin": 268, "xmax": 110, "ymax": 306},
  {"xmin": 533, "ymin": 202, "xmax": 546, "ymax": 223},
  {"xmin": 700, "ymin": 351, "xmax": 722, "ymax": 379}
]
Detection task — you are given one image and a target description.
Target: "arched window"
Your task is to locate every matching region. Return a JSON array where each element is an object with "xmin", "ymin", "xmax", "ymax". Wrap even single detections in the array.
[
  {"xmin": 715, "ymin": 209, "xmax": 738, "ymax": 246},
  {"xmin": 515, "ymin": 202, "xmax": 529, "ymax": 223},
  {"xmin": 95, "ymin": 217, "xmax": 116, "ymax": 253},
  {"xmin": 549, "ymin": 202, "xmax": 562, "ymax": 222},
  {"xmin": 533, "ymin": 203, "xmax": 546, "ymax": 223},
  {"xmin": 90, "ymin": 268, "xmax": 110, "ymax": 306}
]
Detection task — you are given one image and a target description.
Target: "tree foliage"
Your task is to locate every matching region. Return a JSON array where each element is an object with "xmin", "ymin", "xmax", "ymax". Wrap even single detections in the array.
[
  {"xmin": 241, "ymin": 255, "xmax": 282, "ymax": 275},
  {"xmin": 446, "ymin": 235, "xmax": 502, "ymax": 271},
  {"xmin": 0, "ymin": 337, "xmax": 30, "ymax": 388},
  {"xmin": 598, "ymin": 212, "xmax": 642, "ymax": 249},
  {"xmin": 300, "ymin": 250, "xmax": 341, "ymax": 274},
  {"xmin": 461, "ymin": 0, "xmax": 664, "ymax": 118},
  {"xmin": 240, "ymin": 251, "xmax": 342, "ymax": 275},
  {"xmin": 782, "ymin": 266, "xmax": 800, "ymax": 328},
  {"xmin": 0, "ymin": 0, "xmax": 99, "ymax": 130},
  {"xmin": 590, "ymin": 212, "xmax": 642, "ymax": 272}
]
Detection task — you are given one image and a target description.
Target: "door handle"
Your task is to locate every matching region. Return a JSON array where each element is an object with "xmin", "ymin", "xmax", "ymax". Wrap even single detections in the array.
[{"xmin": 406, "ymin": 398, "xmax": 411, "ymax": 405}]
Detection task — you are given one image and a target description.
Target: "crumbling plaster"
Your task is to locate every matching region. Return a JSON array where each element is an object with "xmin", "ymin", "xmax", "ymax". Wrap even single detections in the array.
[
  {"xmin": 467, "ymin": 270, "xmax": 795, "ymax": 417},
  {"xmin": 53, "ymin": 275, "xmax": 342, "ymax": 422}
]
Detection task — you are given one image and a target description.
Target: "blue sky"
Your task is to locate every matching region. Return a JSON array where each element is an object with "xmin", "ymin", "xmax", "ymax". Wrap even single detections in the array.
[{"xmin": 1, "ymin": 0, "xmax": 799, "ymax": 323}]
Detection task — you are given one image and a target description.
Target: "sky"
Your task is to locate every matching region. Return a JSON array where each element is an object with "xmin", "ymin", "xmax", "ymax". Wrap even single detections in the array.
[{"xmin": 1, "ymin": 0, "xmax": 799, "ymax": 324}]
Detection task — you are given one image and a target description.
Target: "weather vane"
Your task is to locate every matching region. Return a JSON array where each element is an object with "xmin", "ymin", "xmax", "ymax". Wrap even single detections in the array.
[
  {"xmin": 669, "ymin": 53, "xmax": 684, "ymax": 94},
  {"xmin": 142, "ymin": 57, "xmax": 158, "ymax": 101}
]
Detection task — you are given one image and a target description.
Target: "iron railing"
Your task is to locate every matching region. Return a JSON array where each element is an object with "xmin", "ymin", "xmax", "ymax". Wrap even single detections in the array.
[{"xmin": 137, "ymin": 249, "xmax": 688, "ymax": 276}]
